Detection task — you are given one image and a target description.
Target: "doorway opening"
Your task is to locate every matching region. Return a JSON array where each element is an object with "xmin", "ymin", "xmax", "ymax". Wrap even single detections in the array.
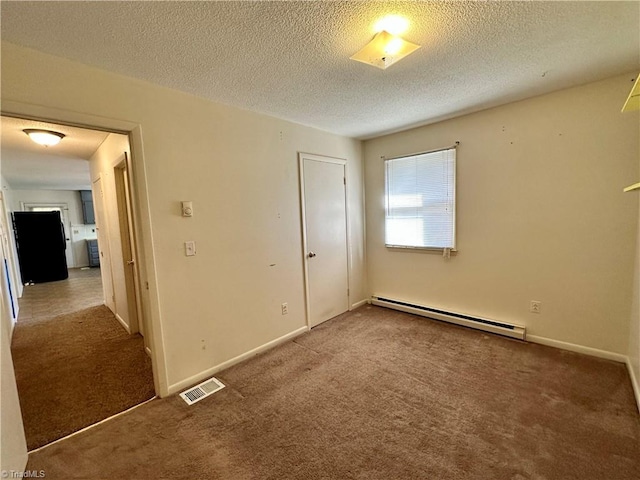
[{"xmin": 0, "ymin": 115, "xmax": 156, "ymax": 450}]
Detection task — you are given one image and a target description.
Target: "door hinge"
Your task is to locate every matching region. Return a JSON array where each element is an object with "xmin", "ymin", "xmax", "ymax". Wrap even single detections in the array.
[
  {"xmin": 343, "ymin": 177, "xmax": 346, "ymax": 185},
  {"xmin": 347, "ymin": 288, "xmax": 350, "ymax": 296}
]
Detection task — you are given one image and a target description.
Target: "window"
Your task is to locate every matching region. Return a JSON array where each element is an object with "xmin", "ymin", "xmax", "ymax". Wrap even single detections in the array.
[
  {"xmin": 27, "ymin": 207, "xmax": 62, "ymax": 213},
  {"xmin": 385, "ymin": 147, "xmax": 456, "ymax": 249}
]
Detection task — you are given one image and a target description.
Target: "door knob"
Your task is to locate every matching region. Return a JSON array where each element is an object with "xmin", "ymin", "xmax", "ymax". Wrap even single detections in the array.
[{"xmin": 307, "ymin": 252, "xmax": 316, "ymax": 258}]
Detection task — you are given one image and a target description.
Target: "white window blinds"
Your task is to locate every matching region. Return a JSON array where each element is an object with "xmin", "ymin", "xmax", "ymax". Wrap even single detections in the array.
[{"xmin": 385, "ymin": 147, "xmax": 456, "ymax": 249}]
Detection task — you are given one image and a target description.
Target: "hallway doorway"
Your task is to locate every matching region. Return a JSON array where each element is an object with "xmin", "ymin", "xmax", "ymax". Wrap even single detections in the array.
[{"xmin": 1, "ymin": 115, "xmax": 156, "ymax": 450}]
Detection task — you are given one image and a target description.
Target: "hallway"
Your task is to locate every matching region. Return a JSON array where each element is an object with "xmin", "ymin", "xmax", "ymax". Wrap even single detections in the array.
[{"xmin": 11, "ymin": 268, "xmax": 155, "ymax": 450}]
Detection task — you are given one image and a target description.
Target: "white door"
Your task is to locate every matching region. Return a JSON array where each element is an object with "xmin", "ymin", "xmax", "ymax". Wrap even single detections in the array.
[{"xmin": 300, "ymin": 153, "xmax": 349, "ymax": 328}]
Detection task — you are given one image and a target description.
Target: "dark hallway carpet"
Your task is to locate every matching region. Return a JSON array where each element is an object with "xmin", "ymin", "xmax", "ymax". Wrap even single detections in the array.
[
  {"xmin": 12, "ymin": 304, "xmax": 155, "ymax": 450},
  {"xmin": 26, "ymin": 305, "xmax": 639, "ymax": 479}
]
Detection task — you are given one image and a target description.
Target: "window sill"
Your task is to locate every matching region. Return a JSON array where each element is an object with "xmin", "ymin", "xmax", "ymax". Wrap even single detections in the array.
[{"xmin": 385, "ymin": 245, "xmax": 458, "ymax": 255}]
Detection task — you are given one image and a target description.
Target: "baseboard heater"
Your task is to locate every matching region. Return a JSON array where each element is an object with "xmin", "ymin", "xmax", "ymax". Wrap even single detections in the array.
[{"xmin": 371, "ymin": 296, "xmax": 526, "ymax": 340}]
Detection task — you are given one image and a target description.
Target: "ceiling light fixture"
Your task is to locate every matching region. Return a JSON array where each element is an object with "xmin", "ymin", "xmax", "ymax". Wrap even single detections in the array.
[
  {"xmin": 350, "ymin": 30, "xmax": 420, "ymax": 70},
  {"xmin": 23, "ymin": 129, "xmax": 65, "ymax": 147},
  {"xmin": 373, "ymin": 15, "xmax": 409, "ymax": 35}
]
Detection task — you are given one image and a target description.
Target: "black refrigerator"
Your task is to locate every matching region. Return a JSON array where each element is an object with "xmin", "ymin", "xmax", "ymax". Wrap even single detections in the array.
[{"xmin": 13, "ymin": 211, "xmax": 68, "ymax": 284}]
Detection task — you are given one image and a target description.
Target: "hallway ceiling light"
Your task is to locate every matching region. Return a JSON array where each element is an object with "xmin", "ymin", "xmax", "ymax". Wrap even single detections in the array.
[
  {"xmin": 350, "ymin": 30, "xmax": 420, "ymax": 70},
  {"xmin": 23, "ymin": 129, "xmax": 65, "ymax": 146}
]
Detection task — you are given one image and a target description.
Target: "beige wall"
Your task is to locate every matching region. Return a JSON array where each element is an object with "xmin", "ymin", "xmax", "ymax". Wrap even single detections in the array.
[
  {"xmin": 0, "ymin": 193, "xmax": 27, "ymax": 473},
  {"xmin": 0, "ymin": 300, "xmax": 27, "ymax": 474},
  {"xmin": 8, "ymin": 189, "xmax": 83, "ymax": 225},
  {"xmin": 364, "ymin": 74, "xmax": 639, "ymax": 355},
  {"xmin": 89, "ymin": 134, "xmax": 132, "ymax": 331},
  {"xmin": 0, "ymin": 43, "xmax": 367, "ymax": 393}
]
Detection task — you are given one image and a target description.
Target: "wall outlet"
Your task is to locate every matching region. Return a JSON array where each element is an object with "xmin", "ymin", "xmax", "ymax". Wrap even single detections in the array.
[
  {"xmin": 185, "ymin": 240, "xmax": 196, "ymax": 256},
  {"xmin": 281, "ymin": 303, "xmax": 288, "ymax": 315},
  {"xmin": 530, "ymin": 300, "xmax": 541, "ymax": 314}
]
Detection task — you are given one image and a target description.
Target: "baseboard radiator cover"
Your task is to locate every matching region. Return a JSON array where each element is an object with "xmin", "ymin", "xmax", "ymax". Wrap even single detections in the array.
[{"xmin": 371, "ymin": 296, "xmax": 526, "ymax": 341}]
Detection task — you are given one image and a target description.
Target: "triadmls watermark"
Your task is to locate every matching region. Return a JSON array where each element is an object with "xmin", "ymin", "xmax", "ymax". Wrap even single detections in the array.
[{"xmin": 1, "ymin": 471, "xmax": 45, "ymax": 479}]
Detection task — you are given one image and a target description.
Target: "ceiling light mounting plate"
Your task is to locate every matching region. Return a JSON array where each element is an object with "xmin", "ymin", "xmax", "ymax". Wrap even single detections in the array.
[{"xmin": 350, "ymin": 30, "xmax": 420, "ymax": 70}]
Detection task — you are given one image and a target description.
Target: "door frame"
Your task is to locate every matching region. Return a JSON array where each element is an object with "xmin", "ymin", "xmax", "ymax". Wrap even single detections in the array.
[
  {"xmin": 1, "ymin": 100, "xmax": 168, "ymax": 397},
  {"xmin": 114, "ymin": 157, "xmax": 144, "ymax": 338},
  {"xmin": 298, "ymin": 152, "xmax": 351, "ymax": 330},
  {"xmin": 0, "ymin": 193, "xmax": 19, "ymax": 326}
]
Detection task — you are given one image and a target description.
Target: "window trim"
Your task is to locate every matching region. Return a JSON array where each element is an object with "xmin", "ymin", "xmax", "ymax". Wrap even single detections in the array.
[
  {"xmin": 383, "ymin": 143, "xmax": 458, "ymax": 251},
  {"xmin": 383, "ymin": 142, "xmax": 459, "ymax": 162}
]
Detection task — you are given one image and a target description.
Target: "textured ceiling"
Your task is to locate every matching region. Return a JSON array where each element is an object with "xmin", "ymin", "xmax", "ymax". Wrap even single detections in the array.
[
  {"xmin": 1, "ymin": 116, "xmax": 108, "ymax": 190},
  {"xmin": 1, "ymin": 1, "xmax": 639, "ymax": 139}
]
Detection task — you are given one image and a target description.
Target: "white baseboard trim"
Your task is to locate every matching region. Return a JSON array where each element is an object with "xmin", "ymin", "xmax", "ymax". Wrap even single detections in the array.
[
  {"xmin": 145, "ymin": 346, "xmax": 152, "ymax": 358},
  {"xmin": 167, "ymin": 325, "xmax": 309, "ymax": 395},
  {"xmin": 114, "ymin": 313, "xmax": 131, "ymax": 334},
  {"xmin": 626, "ymin": 358, "xmax": 640, "ymax": 414},
  {"xmin": 526, "ymin": 334, "xmax": 627, "ymax": 363},
  {"xmin": 350, "ymin": 298, "xmax": 369, "ymax": 310}
]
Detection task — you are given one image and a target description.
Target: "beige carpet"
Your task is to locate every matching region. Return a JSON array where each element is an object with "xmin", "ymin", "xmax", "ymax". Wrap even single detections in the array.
[
  {"xmin": 26, "ymin": 305, "xmax": 639, "ymax": 479},
  {"xmin": 11, "ymin": 269, "xmax": 155, "ymax": 451}
]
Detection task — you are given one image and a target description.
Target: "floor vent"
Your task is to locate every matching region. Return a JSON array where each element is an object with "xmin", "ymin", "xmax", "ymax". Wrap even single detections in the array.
[
  {"xmin": 371, "ymin": 296, "xmax": 526, "ymax": 340},
  {"xmin": 179, "ymin": 377, "xmax": 225, "ymax": 406}
]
